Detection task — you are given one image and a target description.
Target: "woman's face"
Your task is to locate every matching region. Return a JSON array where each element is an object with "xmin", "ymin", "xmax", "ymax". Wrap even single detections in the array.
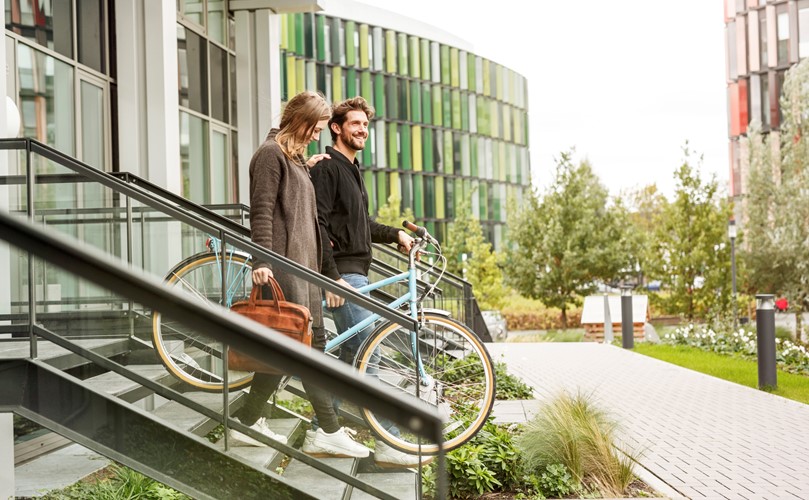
[{"xmin": 308, "ymin": 119, "xmax": 329, "ymax": 144}]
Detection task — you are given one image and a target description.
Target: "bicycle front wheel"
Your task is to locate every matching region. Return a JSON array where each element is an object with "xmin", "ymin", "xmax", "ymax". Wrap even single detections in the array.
[
  {"xmin": 152, "ymin": 252, "xmax": 255, "ymax": 392},
  {"xmin": 355, "ymin": 314, "xmax": 495, "ymax": 454}
]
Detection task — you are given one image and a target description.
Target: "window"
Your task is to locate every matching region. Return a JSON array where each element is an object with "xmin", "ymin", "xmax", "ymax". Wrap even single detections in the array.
[
  {"xmin": 760, "ymin": 8, "xmax": 768, "ymax": 68},
  {"xmin": 799, "ymin": 1, "xmax": 809, "ymax": 59},
  {"xmin": 777, "ymin": 6, "xmax": 789, "ymax": 65},
  {"xmin": 177, "ymin": 1, "xmax": 238, "ymax": 204},
  {"xmin": 6, "ymin": 0, "xmax": 73, "ymax": 58}
]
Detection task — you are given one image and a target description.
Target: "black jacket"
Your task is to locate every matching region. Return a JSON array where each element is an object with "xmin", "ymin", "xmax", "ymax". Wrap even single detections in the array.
[{"xmin": 310, "ymin": 146, "xmax": 400, "ymax": 280}]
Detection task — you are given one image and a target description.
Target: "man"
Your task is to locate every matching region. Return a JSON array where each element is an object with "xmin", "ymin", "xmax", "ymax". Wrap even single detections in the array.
[{"xmin": 310, "ymin": 96, "xmax": 428, "ymax": 468}]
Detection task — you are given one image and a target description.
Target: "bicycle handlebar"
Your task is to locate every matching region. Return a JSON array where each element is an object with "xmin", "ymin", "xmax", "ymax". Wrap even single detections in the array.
[{"xmin": 402, "ymin": 220, "xmax": 436, "ymax": 244}]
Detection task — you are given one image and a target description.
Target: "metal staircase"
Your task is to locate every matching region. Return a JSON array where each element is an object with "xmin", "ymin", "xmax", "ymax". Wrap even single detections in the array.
[{"xmin": 0, "ymin": 138, "xmax": 448, "ymax": 499}]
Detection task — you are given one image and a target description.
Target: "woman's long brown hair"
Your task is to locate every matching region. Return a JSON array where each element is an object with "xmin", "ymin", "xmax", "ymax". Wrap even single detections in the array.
[{"xmin": 275, "ymin": 91, "xmax": 331, "ymax": 163}]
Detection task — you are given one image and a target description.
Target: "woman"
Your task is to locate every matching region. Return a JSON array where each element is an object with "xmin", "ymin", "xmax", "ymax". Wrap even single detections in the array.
[{"xmin": 236, "ymin": 90, "xmax": 368, "ymax": 458}]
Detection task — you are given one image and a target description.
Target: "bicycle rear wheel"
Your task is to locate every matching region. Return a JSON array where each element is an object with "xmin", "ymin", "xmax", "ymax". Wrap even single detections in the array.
[
  {"xmin": 152, "ymin": 252, "xmax": 255, "ymax": 392},
  {"xmin": 354, "ymin": 314, "xmax": 495, "ymax": 454}
]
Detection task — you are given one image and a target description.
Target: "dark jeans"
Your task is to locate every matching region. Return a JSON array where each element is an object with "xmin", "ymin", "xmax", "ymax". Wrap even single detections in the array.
[
  {"xmin": 239, "ymin": 326, "xmax": 340, "ymax": 433},
  {"xmin": 314, "ymin": 273, "xmax": 400, "ymax": 437}
]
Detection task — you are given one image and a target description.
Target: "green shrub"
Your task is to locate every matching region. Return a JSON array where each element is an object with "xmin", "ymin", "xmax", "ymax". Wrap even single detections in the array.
[
  {"xmin": 538, "ymin": 463, "xmax": 578, "ymax": 498},
  {"xmin": 495, "ymin": 362, "xmax": 534, "ymax": 399},
  {"xmin": 663, "ymin": 324, "xmax": 809, "ymax": 376},
  {"xmin": 516, "ymin": 391, "xmax": 638, "ymax": 497},
  {"xmin": 42, "ymin": 464, "xmax": 190, "ymax": 500},
  {"xmin": 422, "ymin": 419, "xmax": 540, "ymax": 499}
]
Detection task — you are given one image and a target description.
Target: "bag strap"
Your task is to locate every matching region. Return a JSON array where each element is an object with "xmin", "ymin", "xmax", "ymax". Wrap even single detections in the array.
[{"xmin": 249, "ymin": 277, "xmax": 287, "ymax": 312}]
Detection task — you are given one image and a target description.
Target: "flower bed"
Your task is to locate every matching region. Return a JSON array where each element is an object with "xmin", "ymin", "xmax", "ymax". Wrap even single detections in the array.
[{"xmin": 663, "ymin": 324, "xmax": 809, "ymax": 376}]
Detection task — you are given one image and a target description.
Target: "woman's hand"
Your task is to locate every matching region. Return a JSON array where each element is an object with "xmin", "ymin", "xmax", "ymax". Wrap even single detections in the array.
[
  {"xmin": 252, "ymin": 267, "xmax": 273, "ymax": 285},
  {"xmin": 306, "ymin": 153, "xmax": 331, "ymax": 168}
]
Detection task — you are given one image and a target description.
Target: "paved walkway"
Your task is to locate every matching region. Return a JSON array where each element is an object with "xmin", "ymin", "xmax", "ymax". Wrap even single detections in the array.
[{"xmin": 487, "ymin": 342, "xmax": 809, "ymax": 500}]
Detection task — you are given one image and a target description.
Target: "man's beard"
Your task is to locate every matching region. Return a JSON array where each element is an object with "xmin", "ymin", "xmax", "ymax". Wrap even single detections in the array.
[{"xmin": 342, "ymin": 131, "xmax": 366, "ymax": 152}]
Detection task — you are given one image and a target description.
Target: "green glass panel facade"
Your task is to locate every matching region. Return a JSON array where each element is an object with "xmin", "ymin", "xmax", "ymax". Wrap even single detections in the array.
[
  {"xmin": 346, "ymin": 68, "xmax": 356, "ymax": 99},
  {"xmin": 442, "ymin": 88, "xmax": 451, "ymax": 128},
  {"xmin": 360, "ymin": 71, "xmax": 372, "ymax": 104},
  {"xmin": 451, "ymin": 89, "xmax": 461, "ymax": 129},
  {"xmin": 470, "ymin": 136, "xmax": 478, "ymax": 177},
  {"xmin": 412, "ymin": 125, "xmax": 422, "ymax": 171},
  {"xmin": 422, "ymin": 127, "xmax": 433, "ymax": 172},
  {"xmin": 374, "ymin": 73, "xmax": 385, "ymax": 117},
  {"xmin": 443, "ymin": 131, "xmax": 452, "ymax": 175},
  {"xmin": 409, "ymin": 36, "xmax": 420, "ymax": 78},
  {"xmin": 359, "ymin": 24, "xmax": 369, "ymax": 68},
  {"xmin": 422, "ymin": 83, "xmax": 432, "ymax": 125},
  {"xmin": 431, "ymin": 85, "xmax": 441, "ymax": 125},
  {"xmin": 420, "ymin": 39, "xmax": 430, "ymax": 81},
  {"xmin": 401, "ymin": 124, "xmax": 411, "ymax": 170},
  {"xmin": 385, "ymin": 30, "xmax": 396, "ymax": 73},
  {"xmin": 413, "ymin": 173, "xmax": 424, "ymax": 217},
  {"xmin": 450, "ymin": 47, "xmax": 459, "ymax": 87},
  {"xmin": 281, "ymin": 14, "xmax": 529, "ymax": 250},
  {"xmin": 410, "ymin": 81, "xmax": 421, "ymax": 122},
  {"xmin": 376, "ymin": 171, "xmax": 388, "ymax": 209},
  {"xmin": 316, "ymin": 16, "xmax": 326, "ymax": 61},
  {"xmin": 386, "ymin": 76, "xmax": 398, "ymax": 120},
  {"xmin": 467, "ymin": 53, "xmax": 476, "ymax": 92},
  {"xmin": 397, "ymin": 33, "xmax": 407, "ymax": 76},
  {"xmin": 388, "ymin": 122, "xmax": 398, "ymax": 169},
  {"xmin": 345, "ymin": 21, "xmax": 356, "ymax": 66},
  {"xmin": 440, "ymin": 44, "xmax": 450, "ymax": 85}
]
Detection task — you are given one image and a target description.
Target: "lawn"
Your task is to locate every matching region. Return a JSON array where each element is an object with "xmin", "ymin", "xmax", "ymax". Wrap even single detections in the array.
[
  {"xmin": 634, "ymin": 343, "xmax": 809, "ymax": 405},
  {"xmin": 507, "ymin": 329, "xmax": 585, "ymax": 343}
]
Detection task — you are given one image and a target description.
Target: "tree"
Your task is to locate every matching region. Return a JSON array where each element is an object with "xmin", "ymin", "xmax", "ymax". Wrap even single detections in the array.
[
  {"xmin": 743, "ymin": 58, "xmax": 809, "ymax": 323},
  {"xmin": 445, "ymin": 196, "xmax": 507, "ymax": 310},
  {"xmin": 621, "ymin": 184, "xmax": 668, "ymax": 282},
  {"xmin": 645, "ymin": 147, "xmax": 733, "ymax": 321},
  {"xmin": 504, "ymin": 151, "xmax": 635, "ymax": 328},
  {"xmin": 374, "ymin": 194, "xmax": 415, "ymax": 229}
]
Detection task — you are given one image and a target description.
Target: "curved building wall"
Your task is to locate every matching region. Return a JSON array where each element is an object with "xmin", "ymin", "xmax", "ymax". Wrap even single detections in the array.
[{"xmin": 276, "ymin": 10, "xmax": 530, "ymax": 247}]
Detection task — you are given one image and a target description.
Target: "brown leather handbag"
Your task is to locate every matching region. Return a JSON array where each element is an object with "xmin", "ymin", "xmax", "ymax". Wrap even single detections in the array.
[{"xmin": 228, "ymin": 278, "xmax": 312, "ymax": 374}]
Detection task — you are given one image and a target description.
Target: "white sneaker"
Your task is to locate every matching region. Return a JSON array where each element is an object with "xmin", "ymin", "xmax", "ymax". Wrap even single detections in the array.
[
  {"xmin": 374, "ymin": 441, "xmax": 435, "ymax": 468},
  {"xmin": 301, "ymin": 427, "xmax": 370, "ymax": 458},
  {"xmin": 229, "ymin": 417, "xmax": 288, "ymax": 447}
]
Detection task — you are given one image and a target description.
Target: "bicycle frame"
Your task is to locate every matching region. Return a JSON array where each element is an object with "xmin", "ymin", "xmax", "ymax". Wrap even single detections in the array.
[{"xmin": 207, "ymin": 234, "xmax": 432, "ymax": 381}]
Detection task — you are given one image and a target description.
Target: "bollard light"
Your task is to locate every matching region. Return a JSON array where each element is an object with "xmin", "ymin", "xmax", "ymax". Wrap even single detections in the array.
[
  {"xmin": 729, "ymin": 220, "xmax": 738, "ymax": 329},
  {"xmin": 620, "ymin": 286, "xmax": 634, "ymax": 349},
  {"xmin": 756, "ymin": 294, "xmax": 774, "ymax": 311},
  {"xmin": 755, "ymin": 294, "xmax": 777, "ymax": 390}
]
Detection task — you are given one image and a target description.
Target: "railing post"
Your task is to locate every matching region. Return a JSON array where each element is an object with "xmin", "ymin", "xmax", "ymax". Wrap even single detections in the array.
[
  {"xmin": 756, "ymin": 294, "xmax": 777, "ymax": 390},
  {"xmin": 0, "ymin": 413, "xmax": 13, "ymax": 499},
  {"xmin": 26, "ymin": 139, "xmax": 37, "ymax": 358},
  {"xmin": 621, "ymin": 286, "xmax": 634, "ymax": 349}
]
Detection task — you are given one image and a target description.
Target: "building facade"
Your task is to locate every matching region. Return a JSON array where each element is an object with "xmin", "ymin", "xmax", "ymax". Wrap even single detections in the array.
[
  {"xmin": 2, "ymin": 0, "xmax": 530, "ymax": 248},
  {"xmin": 724, "ymin": 0, "xmax": 809, "ymax": 217}
]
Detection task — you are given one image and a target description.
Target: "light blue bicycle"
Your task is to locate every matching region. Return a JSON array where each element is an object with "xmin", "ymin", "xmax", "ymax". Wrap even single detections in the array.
[{"xmin": 152, "ymin": 221, "xmax": 495, "ymax": 453}]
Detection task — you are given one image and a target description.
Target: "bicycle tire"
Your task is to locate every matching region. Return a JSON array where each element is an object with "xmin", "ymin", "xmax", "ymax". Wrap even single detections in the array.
[
  {"xmin": 152, "ymin": 251, "xmax": 255, "ymax": 392},
  {"xmin": 354, "ymin": 313, "xmax": 495, "ymax": 454}
]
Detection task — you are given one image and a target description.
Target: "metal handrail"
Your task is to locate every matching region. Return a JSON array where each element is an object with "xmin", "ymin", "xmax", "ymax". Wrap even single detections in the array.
[
  {"xmin": 0, "ymin": 210, "xmax": 446, "ymax": 499},
  {"xmin": 0, "ymin": 138, "xmax": 415, "ymax": 331}
]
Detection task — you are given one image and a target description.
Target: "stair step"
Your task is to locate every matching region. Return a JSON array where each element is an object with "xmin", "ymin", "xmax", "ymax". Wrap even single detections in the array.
[
  {"xmin": 351, "ymin": 472, "xmax": 418, "ymax": 500},
  {"xmin": 0, "ymin": 338, "xmax": 129, "ymax": 370},
  {"xmin": 213, "ymin": 417, "xmax": 303, "ymax": 470},
  {"xmin": 283, "ymin": 457, "xmax": 357, "ymax": 500},
  {"xmin": 151, "ymin": 391, "xmax": 243, "ymax": 435},
  {"xmin": 82, "ymin": 364, "xmax": 177, "ymax": 402}
]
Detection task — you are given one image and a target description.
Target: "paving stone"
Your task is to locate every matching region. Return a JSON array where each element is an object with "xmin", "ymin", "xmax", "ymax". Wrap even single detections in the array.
[{"xmin": 487, "ymin": 343, "xmax": 809, "ymax": 499}]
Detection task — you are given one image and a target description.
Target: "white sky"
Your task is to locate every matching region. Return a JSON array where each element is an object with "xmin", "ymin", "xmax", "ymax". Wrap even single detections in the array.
[{"xmin": 356, "ymin": 0, "xmax": 729, "ymax": 200}]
